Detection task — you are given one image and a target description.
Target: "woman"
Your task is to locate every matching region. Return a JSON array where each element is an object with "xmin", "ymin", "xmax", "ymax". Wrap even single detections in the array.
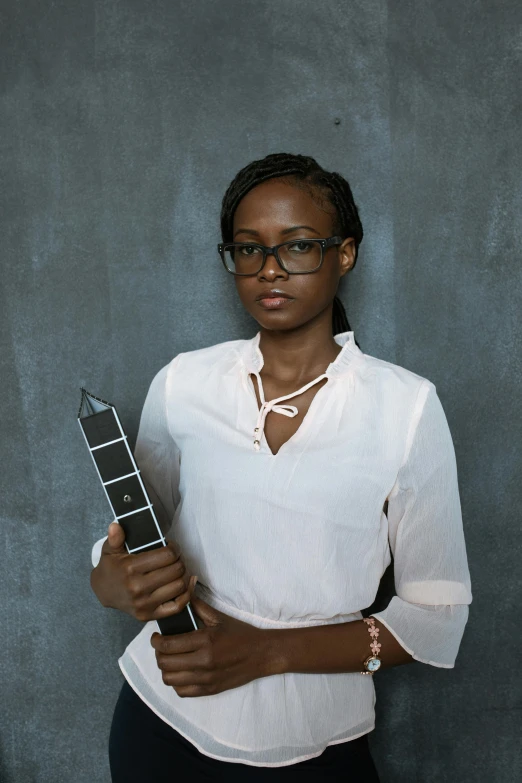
[{"xmin": 91, "ymin": 153, "xmax": 472, "ymax": 781}]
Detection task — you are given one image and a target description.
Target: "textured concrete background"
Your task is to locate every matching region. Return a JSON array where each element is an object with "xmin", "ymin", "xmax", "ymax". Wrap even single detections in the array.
[{"xmin": 1, "ymin": 1, "xmax": 520, "ymax": 781}]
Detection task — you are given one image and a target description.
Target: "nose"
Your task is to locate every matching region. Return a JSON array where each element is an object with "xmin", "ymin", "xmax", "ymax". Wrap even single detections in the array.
[{"xmin": 258, "ymin": 249, "xmax": 287, "ymax": 277}]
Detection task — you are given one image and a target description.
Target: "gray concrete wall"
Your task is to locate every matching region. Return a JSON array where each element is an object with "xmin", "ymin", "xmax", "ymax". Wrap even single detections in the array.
[{"xmin": 1, "ymin": 1, "xmax": 520, "ymax": 780}]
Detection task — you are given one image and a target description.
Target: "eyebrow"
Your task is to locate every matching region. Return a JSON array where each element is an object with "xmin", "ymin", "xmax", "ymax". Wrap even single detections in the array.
[{"xmin": 233, "ymin": 225, "xmax": 322, "ymax": 239}]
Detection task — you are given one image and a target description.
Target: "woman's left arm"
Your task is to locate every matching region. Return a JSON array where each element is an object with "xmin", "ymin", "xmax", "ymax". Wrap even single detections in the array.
[{"xmin": 265, "ymin": 379, "xmax": 473, "ymax": 676}]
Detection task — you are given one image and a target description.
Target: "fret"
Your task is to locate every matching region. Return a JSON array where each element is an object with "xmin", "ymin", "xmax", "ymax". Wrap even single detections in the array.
[
  {"xmin": 90, "ymin": 436, "xmax": 127, "ymax": 451},
  {"xmin": 128, "ymin": 538, "xmax": 166, "ymax": 554},
  {"xmin": 103, "ymin": 471, "xmax": 140, "ymax": 486},
  {"xmin": 116, "ymin": 504, "xmax": 153, "ymax": 521}
]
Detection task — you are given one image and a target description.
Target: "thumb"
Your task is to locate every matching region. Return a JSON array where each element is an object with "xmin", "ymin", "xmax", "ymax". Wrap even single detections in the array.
[
  {"xmin": 188, "ymin": 592, "xmax": 222, "ymax": 628},
  {"xmin": 107, "ymin": 521, "xmax": 126, "ymax": 553}
]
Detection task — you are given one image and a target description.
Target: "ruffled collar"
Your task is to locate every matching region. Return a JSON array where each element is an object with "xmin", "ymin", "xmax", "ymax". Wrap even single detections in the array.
[{"xmin": 241, "ymin": 330, "xmax": 363, "ymax": 379}]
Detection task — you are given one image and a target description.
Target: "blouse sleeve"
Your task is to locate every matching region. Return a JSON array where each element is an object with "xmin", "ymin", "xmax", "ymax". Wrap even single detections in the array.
[
  {"xmin": 372, "ymin": 379, "xmax": 472, "ymax": 668},
  {"xmin": 90, "ymin": 357, "xmax": 182, "ymax": 568}
]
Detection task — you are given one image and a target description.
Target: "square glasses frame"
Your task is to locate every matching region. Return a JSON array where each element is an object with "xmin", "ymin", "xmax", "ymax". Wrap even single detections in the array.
[{"xmin": 217, "ymin": 235, "xmax": 343, "ymax": 276}]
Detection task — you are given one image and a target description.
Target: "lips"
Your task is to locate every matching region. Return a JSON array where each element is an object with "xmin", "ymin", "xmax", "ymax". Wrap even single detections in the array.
[
  {"xmin": 256, "ymin": 291, "xmax": 293, "ymax": 300},
  {"xmin": 257, "ymin": 295, "xmax": 293, "ymax": 310}
]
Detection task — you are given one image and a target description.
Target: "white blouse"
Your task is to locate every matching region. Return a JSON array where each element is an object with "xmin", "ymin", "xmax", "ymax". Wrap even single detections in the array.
[{"xmin": 91, "ymin": 330, "xmax": 472, "ymax": 768}]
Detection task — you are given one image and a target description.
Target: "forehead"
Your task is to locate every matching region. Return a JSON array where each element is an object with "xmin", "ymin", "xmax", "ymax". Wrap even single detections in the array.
[{"xmin": 233, "ymin": 178, "xmax": 334, "ymax": 233}]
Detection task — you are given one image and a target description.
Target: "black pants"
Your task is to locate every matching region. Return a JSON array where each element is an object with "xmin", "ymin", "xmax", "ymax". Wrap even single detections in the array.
[{"xmin": 109, "ymin": 679, "xmax": 381, "ymax": 782}]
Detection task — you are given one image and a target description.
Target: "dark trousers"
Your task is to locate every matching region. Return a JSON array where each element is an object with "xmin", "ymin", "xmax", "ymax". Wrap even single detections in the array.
[{"xmin": 109, "ymin": 679, "xmax": 381, "ymax": 782}]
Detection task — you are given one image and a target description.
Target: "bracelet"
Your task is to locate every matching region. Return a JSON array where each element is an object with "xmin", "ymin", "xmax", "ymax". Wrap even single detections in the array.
[{"xmin": 360, "ymin": 616, "xmax": 382, "ymax": 675}]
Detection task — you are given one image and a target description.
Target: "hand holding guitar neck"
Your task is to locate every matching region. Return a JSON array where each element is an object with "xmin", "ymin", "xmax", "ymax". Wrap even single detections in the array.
[{"xmin": 91, "ymin": 521, "xmax": 198, "ymax": 623}]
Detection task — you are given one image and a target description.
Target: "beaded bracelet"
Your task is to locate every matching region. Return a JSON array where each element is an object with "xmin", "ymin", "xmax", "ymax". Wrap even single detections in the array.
[{"xmin": 360, "ymin": 617, "xmax": 382, "ymax": 675}]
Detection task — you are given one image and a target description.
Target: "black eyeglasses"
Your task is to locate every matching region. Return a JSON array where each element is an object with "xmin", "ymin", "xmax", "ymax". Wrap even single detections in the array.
[{"xmin": 217, "ymin": 236, "xmax": 343, "ymax": 276}]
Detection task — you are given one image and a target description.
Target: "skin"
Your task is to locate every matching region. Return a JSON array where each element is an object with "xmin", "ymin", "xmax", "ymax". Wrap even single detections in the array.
[
  {"xmin": 232, "ymin": 177, "xmax": 356, "ymax": 385},
  {"xmin": 91, "ymin": 177, "xmax": 412, "ymax": 699}
]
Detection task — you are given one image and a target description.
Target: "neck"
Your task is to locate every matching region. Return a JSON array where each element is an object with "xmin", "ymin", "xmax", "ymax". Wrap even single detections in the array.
[{"xmin": 257, "ymin": 325, "xmax": 342, "ymax": 385}]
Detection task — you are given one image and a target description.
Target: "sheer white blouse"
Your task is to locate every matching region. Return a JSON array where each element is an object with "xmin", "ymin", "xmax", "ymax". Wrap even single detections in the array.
[{"xmin": 91, "ymin": 330, "xmax": 472, "ymax": 767}]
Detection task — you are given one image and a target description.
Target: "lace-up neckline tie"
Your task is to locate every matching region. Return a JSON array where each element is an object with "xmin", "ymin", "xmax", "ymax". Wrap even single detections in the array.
[{"xmin": 252, "ymin": 372, "xmax": 329, "ymax": 451}]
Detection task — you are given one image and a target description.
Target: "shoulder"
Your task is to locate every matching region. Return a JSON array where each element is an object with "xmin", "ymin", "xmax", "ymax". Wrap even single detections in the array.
[
  {"xmin": 179, "ymin": 336, "xmax": 246, "ymax": 365},
  {"xmin": 155, "ymin": 337, "xmax": 246, "ymax": 390},
  {"xmin": 359, "ymin": 350, "xmax": 432, "ymax": 388},
  {"xmin": 356, "ymin": 349, "xmax": 436, "ymax": 414}
]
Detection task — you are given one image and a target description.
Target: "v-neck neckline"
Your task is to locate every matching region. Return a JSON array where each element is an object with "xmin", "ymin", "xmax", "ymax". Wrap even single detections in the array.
[
  {"xmin": 247, "ymin": 372, "xmax": 331, "ymax": 457},
  {"xmin": 241, "ymin": 331, "xmax": 363, "ymax": 457}
]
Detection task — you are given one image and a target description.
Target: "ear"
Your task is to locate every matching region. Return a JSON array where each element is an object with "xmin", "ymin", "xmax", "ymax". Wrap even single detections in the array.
[{"xmin": 338, "ymin": 237, "xmax": 356, "ymax": 276}]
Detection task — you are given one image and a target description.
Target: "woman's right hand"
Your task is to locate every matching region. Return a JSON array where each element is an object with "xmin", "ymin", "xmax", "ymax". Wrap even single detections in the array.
[{"xmin": 90, "ymin": 522, "xmax": 198, "ymax": 622}]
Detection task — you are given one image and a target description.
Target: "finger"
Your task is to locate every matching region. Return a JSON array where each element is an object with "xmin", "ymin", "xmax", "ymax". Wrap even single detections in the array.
[
  {"xmin": 106, "ymin": 521, "xmax": 126, "ymax": 553},
  {"xmin": 167, "ymin": 539, "xmax": 182, "ymax": 559},
  {"xmin": 138, "ymin": 560, "xmax": 186, "ymax": 595},
  {"xmin": 150, "ymin": 579, "xmax": 197, "ymax": 620},
  {"xmin": 155, "ymin": 653, "xmax": 203, "ymax": 675},
  {"xmin": 150, "ymin": 586, "xmax": 192, "ymax": 619},
  {"xmin": 142, "ymin": 575, "xmax": 187, "ymax": 612},
  {"xmin": 150, "ymin": 629, "xmax": 200, "ymax": 654},
  {"xmin": 129, "ymin": 542, "xmax": 181, "ymax": 575}
]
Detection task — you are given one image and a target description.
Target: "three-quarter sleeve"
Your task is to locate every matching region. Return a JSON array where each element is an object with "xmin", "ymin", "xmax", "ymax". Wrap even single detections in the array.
[
  {"xmin": 372, "ymin": 379, "xmax": 472, "ymax": 668},
  {"xmin": 90, "ymin": 356, "xmax": 182, "ymax": 568}
]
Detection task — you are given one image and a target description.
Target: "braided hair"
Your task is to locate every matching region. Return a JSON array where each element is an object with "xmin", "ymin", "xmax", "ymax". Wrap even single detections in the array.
[{"xmin": 220, "ymin": 153, "xmax": 363, "ymax": 348}]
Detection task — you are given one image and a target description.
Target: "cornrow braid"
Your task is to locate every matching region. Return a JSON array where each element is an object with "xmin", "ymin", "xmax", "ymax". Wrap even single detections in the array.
[{"xmin": 220, "ymin": 153, "xmax": 363, "ymax": 349}]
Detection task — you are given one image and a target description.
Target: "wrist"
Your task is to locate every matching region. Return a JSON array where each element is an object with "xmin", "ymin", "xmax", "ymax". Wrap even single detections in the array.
[
  {"xmin": 261, "ymin": 629, "xmax": 288, "ymax": 677},
  {"xmin": 90, "ymin": 564, "xmax": 110, "ymax": 608}
]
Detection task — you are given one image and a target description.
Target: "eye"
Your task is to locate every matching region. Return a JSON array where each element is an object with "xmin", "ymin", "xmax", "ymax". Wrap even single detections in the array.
[
  {"xmin": 238, "ymin": 245, "xmax": 261, "ymax": 256},
  {"xmin": 287, "ymin": 240, "xmax": 314, "ymax": 253}
]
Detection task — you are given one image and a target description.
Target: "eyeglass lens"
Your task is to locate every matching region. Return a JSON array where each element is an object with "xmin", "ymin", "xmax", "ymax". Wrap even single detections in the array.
[{"xmin": 222, "ymin": 240, "xmax": 323, "ymax": 274}]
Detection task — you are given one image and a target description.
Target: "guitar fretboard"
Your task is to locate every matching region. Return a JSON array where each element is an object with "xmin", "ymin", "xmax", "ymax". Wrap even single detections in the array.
[
  {"xmin": 77, "ymin": 387, "xmax": 200, "ymax": 635},
  {"xmin": 78, "ymin": 389, "xmax": 165, "ymax": 553}
]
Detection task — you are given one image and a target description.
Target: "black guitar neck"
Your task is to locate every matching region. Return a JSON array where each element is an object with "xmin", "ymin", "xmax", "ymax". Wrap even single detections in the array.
[{"xmin": 78, "ymin": 387, "xmax": 199, "ymax": 635}]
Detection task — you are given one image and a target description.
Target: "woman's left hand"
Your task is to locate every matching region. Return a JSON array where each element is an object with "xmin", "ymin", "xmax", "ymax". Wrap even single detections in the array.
[{"xmin": 150, "ymin": 593, "xmax": 274, "ymax": 698}]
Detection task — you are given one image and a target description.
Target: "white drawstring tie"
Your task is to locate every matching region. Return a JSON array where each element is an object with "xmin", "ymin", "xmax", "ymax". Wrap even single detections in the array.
[
  {"xmin": 251, "ymin": 372, "xmax": 328, "ymax": 451},
  {"xmin": 254, "ymin": 401, "xmax": 299, "ymax": 451}
]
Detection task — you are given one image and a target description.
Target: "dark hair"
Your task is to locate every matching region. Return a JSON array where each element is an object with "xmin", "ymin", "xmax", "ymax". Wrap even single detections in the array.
[{"xmin": 220, "ymin": 152, "xmax": 363, "ymax": 348}]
